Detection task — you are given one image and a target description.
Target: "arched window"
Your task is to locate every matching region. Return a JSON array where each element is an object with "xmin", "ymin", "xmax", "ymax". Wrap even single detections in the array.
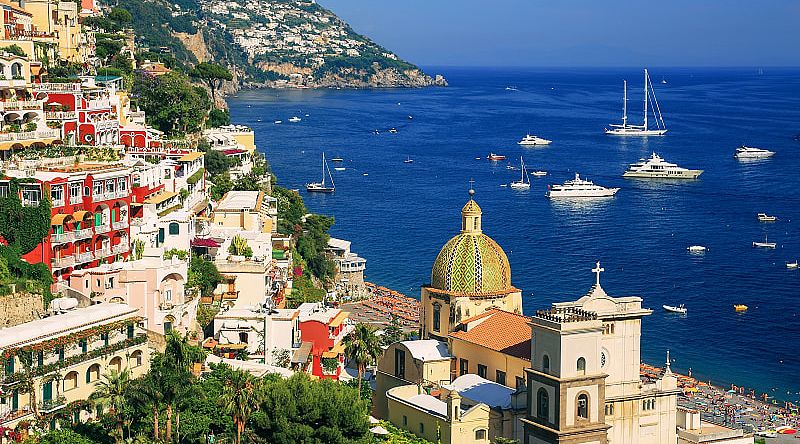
[
  {"xmin": 168, "ymin": 222, "xmax": 179, "ymax": 235},
  {"xmin": 64, "ymin": 371, "xmax": 79, "ymax": 391},
  {"xmin": 131, "ymin": 350, "xmax": 143, "ymax": 367},
  {"xmin": 432, "ymin": 303, "xmax": 441, "ymax": 332},
  {"xmin": 475, "ymin": 429, "xmax": 487, "ymax": 440},
  {"xmin": 537, "ymin": 388, "xmax": 549, "ymax": 421},
  {"xmin": 86, "ymin": 364, "xmax": 100, "ymax": 383},
  {"xmin": 577, "ymin": 357, "xmax": 586, "ymax": 375},
  {"xmin": 109, "ymin": 356, "xmax": 123, "ymax": 373},
  {"xmin": 577, "ymin": 393, "xmax": 589, "ymax": 419},
  {"xmin": 542, "ymin": 355, "xmax": 550, "ymax": 374}
]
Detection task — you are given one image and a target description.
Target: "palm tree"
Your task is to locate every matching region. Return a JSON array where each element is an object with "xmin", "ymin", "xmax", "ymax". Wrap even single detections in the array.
[
  {"xmin": 219, "ymin": 368, "xmax": 262, "ymax": 444},
  {"xmin": 91, "ymin": 368, "xmax": 131, "ymax": 444},
  {"xmin": 343, "ymin": 323, "xmax": 383, "ymax": 400},
  {"xmin": 126, "ymin": 372, "xmax": 163, "ymax": 441}
]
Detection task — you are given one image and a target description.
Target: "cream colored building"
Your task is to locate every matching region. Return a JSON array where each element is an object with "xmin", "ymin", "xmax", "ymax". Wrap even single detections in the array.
[
  {"xmin": 421, "ymin": 191, "xmax": 522, "ymax": 341},
  {"xmin": 212, "ymin": 190, "xmax": 277, "ymax": 233},
  {"xmin": 523, "ymin": 263, "xmax": 679, "ymax": 444},
  {"xmin": 676, "ymin": 407, "xmax": 753, "ymax": 444},
  {"xmin": 0, "ymin": 304, "xmax": 150, "ymax": 429}
]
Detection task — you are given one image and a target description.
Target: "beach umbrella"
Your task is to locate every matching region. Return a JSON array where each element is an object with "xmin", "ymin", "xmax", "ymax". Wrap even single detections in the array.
[
  {"xmin": 370, "ymin": 426, "xmax": 390, "ymax": 435},
  {"xmin": 368, "ymin": 416, "xmax": 380, "ymax": 424}
]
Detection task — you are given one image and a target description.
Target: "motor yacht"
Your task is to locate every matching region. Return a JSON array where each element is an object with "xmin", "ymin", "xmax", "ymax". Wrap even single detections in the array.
[
  {"xmin": 288, "ymin": 116, "xmax": 302, "ymax": 122},
  {"xmin": 518, "ymin": 134, "xmax": 552, "ymax": 146},
  {"xmin": 546, "ymin": 173, "xmax": 619, "ymax": 198},
  {"xmin": 687, "ymin": 246, "xmax": 707, "ymax": 253},
  {"xmin": 757, "ymin": 213, "xmax": 777, "ymax": 222},
  {"xmin": 735, "ymin": 146, "xmax": 775, "ymax": 159},
  {"xmin": 623, "ymin": 153, "xmax": 703, "ymax": 179},
  {"xmin": 663, "ymin": 304, "xmax": 687, "ymax": 314},
  {"xmin": 530, "ymin": 171, "xmax": 548, "ymax": 177},
  {"xmin": 487, "ymin": 153, "xmax": 506, "ymax": 161}
]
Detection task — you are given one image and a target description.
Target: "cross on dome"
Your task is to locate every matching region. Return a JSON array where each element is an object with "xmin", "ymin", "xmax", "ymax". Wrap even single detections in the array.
[
  {"xmin": 468, "ymin": 178, "xmax": 475, "ymax": 197},
  {"xmin": 592, "ymin": 261, "xmax": 604, "ymax": 286}
]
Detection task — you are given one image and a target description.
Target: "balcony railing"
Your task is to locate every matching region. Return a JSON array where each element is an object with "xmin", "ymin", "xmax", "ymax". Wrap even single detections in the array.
[
  {"xmin": 0, "ymin": 100, "xmax": 44, "ymax": 112},
  {"xmin": 95, "ymin": 224, "xmax": 110, "ymax": 234},
  {"xmin": 50, "ymin": 232, "xmax": 74, "ymax": 244},
  {"xmin": 112, "ymin": 220, "xmax": 128, "ymax": 230},
  {"xmin": 75, "ymin": 251, "xmax": 95, "ymax": 264},
  {"xmin": 0, "ymin": 129, "xmax": 59, "ymax": 142},
  {"xmin": 38, "ymin": 396, "xmax": 67, "ymax": 413},
  {"xmin": 87, "ymin": 99, "xmax": 111, "ymax": 109},
  {"xmin": 45, "ymin": 111, "xmax": 77, "ymax": 120},
  {"xmin": 51, "ymin": 256, "xmax": 74, "ymax": 268},
  {"xmin": 33, "ymin": 82, "xmax": 82, "ymax": 92},
  {"xmin": 95, "ymin": 249, "xmax": 111, "ymax": 259},
  {"xmin": 51, "ymin": 198, "xmax": 65, "ymax": 208},
  {"xmin": 112, "ymin": 243, "xmax": 129, "ymax": 254},
  {"xmin": 75, "ymin": 228, "xmax": 94, "ymax": 240}
]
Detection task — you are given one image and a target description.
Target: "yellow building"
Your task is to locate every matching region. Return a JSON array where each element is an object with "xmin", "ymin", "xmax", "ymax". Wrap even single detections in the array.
[
  {"xmin": 0, "ymin": 304, "xmax": 150, "ymax": 429},
  {"xmin": 421, "ymin": 190, "xmax": 522, "ymax": 341},
  {"xmin": 22, "ymin": 0, "xmax": 84, "ymax": 63},
  {"xmin": 449, "ymin": 308, "xmax": 531, "ymax": 391},
  {"xmin": 212, "ymin": 190, "xmax": 277, "ymax": 233}
]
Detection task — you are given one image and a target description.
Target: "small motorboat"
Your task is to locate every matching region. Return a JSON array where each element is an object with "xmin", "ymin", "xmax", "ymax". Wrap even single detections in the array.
[
  {"xmin": 331, "ymin": 157, "xmax": 344, "ymax": 162},
  {"xmin": 531, "ymin": 171, "xmax": 548, "ymax": 177},
  {"xmin": 362, "ymin": 173, "xmax": 369, "ymax": 176},
  {"xmin": 288, "ymin": 116, "xmax": 302, "ymax": 122},
  {"xmin": 734, "ymin": 304, "xmax": 748, "ymax": 312},
  {"xmin": 757, "ymin": 213, "xmax": 777, "ymax": 222},
  {"xmin": 274, "ymin": 120, "xmax": 282, "ymax": 124},
  {"xmin": 389, "ymin": 128, "xmax": 398, "ymax": 134},
  {"xmin": 663, "ymin": 304, "xmax": 687, "ymax": 314},
  {"xmin": 752, "ymin": 234, "xmax": 776, "ymax": 249},
  {"xmin": 333, "ymin": 167, "xmax": 346, "ymax": 171},
  {"xmin": 408, "ymin": 115, "xmax": 413, "ymax": 120},
  {"xmin": 787, "ymin": 261, "xmax": 798, "ymax": 269},
  {"xmin": 687, "ymin": 245, "xmax": 707, "ymax": 253},
  {"xmin": 487, "ymin": 153, "xmax": 506, "ymax": 161},
  {"xmin": 403, "ymin": 156, "xmax": 413, "ymax": 164}
]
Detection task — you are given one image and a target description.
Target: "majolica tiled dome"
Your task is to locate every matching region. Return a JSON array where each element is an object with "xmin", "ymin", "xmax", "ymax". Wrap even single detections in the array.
[{"xmin": 430, "ymin": 196, "xmax": 512, "ymax": 295}]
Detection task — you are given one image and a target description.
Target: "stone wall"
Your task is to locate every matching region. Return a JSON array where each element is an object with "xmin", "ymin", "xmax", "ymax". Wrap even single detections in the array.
[{"xmin": 0, "ymin": 292, "xmax": 45, "ymax": 328}]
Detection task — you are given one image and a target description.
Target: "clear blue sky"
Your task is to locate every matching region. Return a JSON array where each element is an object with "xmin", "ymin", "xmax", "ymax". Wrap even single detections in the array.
[{"xmin": 318, "ymin": 0, "xmax": 800, "ymax": 67}]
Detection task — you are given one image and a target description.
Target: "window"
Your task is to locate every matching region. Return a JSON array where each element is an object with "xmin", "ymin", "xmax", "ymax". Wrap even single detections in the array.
[
  {"xmin": 86, "ymin": 364, "xmax": 100, "ymax": 383},
  {"xmin": 79, "ymin": 339, "xmax": 88, "ymax": 353},
  {"xmin": 642, "ymin": 399, "xmax": 656, "ymax": 411},
  {"xmin": 537, "ymin": 388, "xmax": 549, "ymax": 421},
  {"xmin": 402, "ymin": 415, "xmax": 407, "ymax": 427},
  {"xmin": 542, "ymin": 354, "xmax": 550, "ymax": 373},
  {"xmin": 165, "ymin": 289, "xmax": 172, "ymax": 302},
  {"xmin": 419, "ymin": 423, "xmax": 424, "ymax": 434},
  {"xmin": 459, "ymin": 358, "xmax": 469, "ymax": 376},
  {"xmin": 58, "ymin": 348, "xmax": 64, "ymax": 362},
  {"xmin": 127, "ymin": 324, "xmax": 134, "ymax": 339},
  {"xmin": 496, "ymin": 370, "xmax": 506, "ymax": 386},
  {"xmin": 93, "ymin": 181, "xmax": 103, "ymax": 197},
  {"xmin": 475, "ymin": 429, "xmax": 487, "ymax": 440},
  {"xmin": 394, "ymin": 349, "xmax": 405, "ymax": 379},
  {"xmin": 0, "ymin": 183, "xmax": 8, "ymax": 198},
  {"xmin": 21, "ymin": 188, "xmax": 40, "ymax": 206},
  {"xmin": 577, "ymin": 357, "xmax": 586, "ymax": 375},
  {"xmin": 516, "ymin": 376, "xmax": 525, "ymax": 391},
  {"xmin": 605, "ymin": 403, "xmax": 614, "ymax": 416},
  {"xmin": 577, "ymin": 393, "xmax": 589, "ymax": 419},
  {"xmin": 37, "ymin": 351, "xmax": 43, "ymax": 367},
  {"xmin": 105, "ymin": 180, "xmax": 114, "ymax": 194},
  {"xmin": 64, "ymin": 371, "xmax": 79, "ymax": 391},
  {"xmin": 168, "ymin": 222, "xmax": 179, "ymax": 235},
  {"xmin": 157, "ymin": 228, "xmax": 165, "ymax": 245},
  {"xmin": 69, "ymin": 182, "xmax": 82, "ymax": 201},
  {"xmin": 4, "ymin": 357, "xmax": 13, "ymax": 374},
  {"xmin": 117, "ymin": 177, "xmax": 127, "ymax": 192},
  {"xmin": 432, "ymin": 303, "xmax": 441, "ymax": 332},
  {"xmin": 477, "ymin": 364, "xmax": 487, "ymax": 379},
  {"xmin": 101, "ymin": 332, "xmax": 109, "ymax": 346},
  {"xmin": 50, "ymin": 185, "xmax": 63, "ymax": 203},
  {"xmin": 131, "ymin": 350, "xmax": 143, "ymax": 367}
]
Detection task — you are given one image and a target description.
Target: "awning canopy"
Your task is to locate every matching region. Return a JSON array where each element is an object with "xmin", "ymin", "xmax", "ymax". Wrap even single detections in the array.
[
  {"xmin": 143, "ymin": 191, "xmax": 177, "ymax": 205},
  {"xmin": 178, "ymin": 152, "xmax": 204, "ymax": 162},
  {"xmin": 322, "ymin": 342, "xmax": 345, "ymax": 358},
  {"xmin": 51, "ymin": 213, "xmax": 72, "ymax": 225},
  {"xmin": 329, "ymin": 311, "xmax": 349, "ymax": 328},
  {"xmin": 291, "ymin": 342, "xmax": 313, "ymax": 364},
  {"xmin": 191, "ymin": 238, "xmax": 221, "ymax": 248},
  {"xmin": 73, "ymin": 210, "xmax": 91, "ymax": 221}
]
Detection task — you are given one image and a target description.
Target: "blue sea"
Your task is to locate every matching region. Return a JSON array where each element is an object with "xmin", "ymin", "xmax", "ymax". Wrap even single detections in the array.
[{"xmin": 228, "ymin": 67, "xmax": 800, "ymax": 403}]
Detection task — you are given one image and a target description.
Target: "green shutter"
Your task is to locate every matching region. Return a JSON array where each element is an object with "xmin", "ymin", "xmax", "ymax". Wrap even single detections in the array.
[
  {"xmin": 43, "ymin": 380, "xmax": 52, "ymax": 401},
  {"xmin": 4, "ymin": 357, "xmax": 13, "ymax": 374},
  {"xmin": 12, "ymin": 390, "xmax": 18, "ymax": 410},
  {"xmin": 95, "ymin": 213, "xmax": 101, "ymax": 227},
  {"xmin": 127, "ymin": 324, "xmax": 134, "ymax": 339},
  {"xmin": 37, "ymin": 351, "xmax": 43, "ymax": 367},
  {"xmin": 158, "ymin": 228, "xmax": 165, "ymax": 245}
]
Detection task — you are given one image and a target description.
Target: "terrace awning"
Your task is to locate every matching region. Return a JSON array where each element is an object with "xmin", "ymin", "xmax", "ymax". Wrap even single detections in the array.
[
  {"xmin": 291, "ymin": 342, "xmax": 313, "ymax": 364},
  {"xmin": 73, "ymin": 210, "xmax": 91, "ymax": 221},
  {"xmin": 51, "ymin": 213, "xmax": 71, "ymax": 225}
]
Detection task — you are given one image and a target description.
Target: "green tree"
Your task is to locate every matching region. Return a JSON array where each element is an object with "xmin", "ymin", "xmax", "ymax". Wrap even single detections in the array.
[
  {"xmin": 38, "ymin": 429, "xmax": 95, "ymax": 444},
  {"xmin": 210, "ymin": 172, "xmax": 234, "ymax": 201},
  {"xmin": 108, "ymin": 7, "xmax": 133, "ymax": 24},
  {"xmin": 343, "ymin": 323, "xmax": 383, "ymax": 400},
  {"xmin": 190, "ymin": 62, "xmax": 232, "ymax": 104},
  {"xmin": 204, "ymin": 149, "xmax": 231, "ymax": 177},
  {"xmin": 126, "ymin": 372, "xmax": 164, "ymax": 441},
  {"xmin": 208, "ymin": 108, "xmax": 231, "ymax": 127},
  {"xmin": 381, "ymin": 315, "xmax": 404, "ymax": 346},
  {"xmin": 220, "ymin": 368, "xmax": 262, "ymax": 444},
  {"xmin": 91, "ymin": 369, "xmax": 131, "ymax": 444},
  {"xmin": 0, "ymin": 44, "xmax": 26, "ymax": 57},
  {"xmin": 133, "ymin": 72, "xmax": 211, "ymax": 136},
  {"xmin": 188, "ymin": 256, "xmax": 222, "ymax": 298}
]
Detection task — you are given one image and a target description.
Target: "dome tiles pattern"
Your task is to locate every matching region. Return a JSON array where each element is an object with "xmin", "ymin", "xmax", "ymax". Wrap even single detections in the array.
[{"xmin": 430, "ymin": 232, "xmax": 512, "ymax": 295}]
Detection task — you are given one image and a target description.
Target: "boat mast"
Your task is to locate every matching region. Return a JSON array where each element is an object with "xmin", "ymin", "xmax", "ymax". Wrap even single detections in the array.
[
  {"xmin": 321, "ymin": 153, "xmax": 326, "ymax": 186},
  {"xmin": 622, "ymin": 80, "xmax": 627, "ymax": 127},
  {"xmin": 326, "ymin": 154, "xmax": 335, "ymax": 189},
  {"xmin": 643, "ymin": 69, "xmax": 649, "ymax": 131}
]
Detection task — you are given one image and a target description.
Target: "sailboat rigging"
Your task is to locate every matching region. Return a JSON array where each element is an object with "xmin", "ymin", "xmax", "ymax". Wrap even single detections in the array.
[
  {"xmin": 306, "ymin": 153, "xmax": 336, "ymax": 193},
  {"xmin": 605, "ymin": 69, "xmax": 667, "ymax": 136},
  {"xmin": 510, "ymin": 156, "xmax": 531, "ymax": 189}
]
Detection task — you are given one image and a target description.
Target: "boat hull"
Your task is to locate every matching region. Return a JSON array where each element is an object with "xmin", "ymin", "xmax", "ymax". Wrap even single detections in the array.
[
  {"xmin": 606, "ymin": 128, "xmax": 667, "ymax": 136},
  {"xmin": 510, "ymin": 183, "xmax": 531, "ymax": 189},
  {"xmin": 662, "ymin": 305, "xmax": 687, "ymax": 314},
  {"xmin": 546, "ymin": 188, "xmax": 619, "ymax": 198},
  {"xmin": 518, "ymin": 140, "xmax": 552, "ymax": 146},
  {"xmin": 623, "ymin": 170, "xmax": 703, "ymax": 179},
  {"xmin": 752, "ymin": 242, "xmax": 776, "ymax": 248}
]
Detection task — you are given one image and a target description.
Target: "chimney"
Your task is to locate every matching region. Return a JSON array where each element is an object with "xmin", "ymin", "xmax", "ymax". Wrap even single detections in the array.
[{"xmin": 447, "ymin": 390, "xmax": 461, "ymax": 422}]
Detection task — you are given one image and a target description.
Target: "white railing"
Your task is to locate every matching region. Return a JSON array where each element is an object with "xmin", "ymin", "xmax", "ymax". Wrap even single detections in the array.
[
  {"xmin": 0, "ymin": 129, "xmax": 59, "ymax": 142},
  {"xmin": 87, "ymin": 99, "xmax": 111, "ymax": 109},
  {"xmin": 50, "ymin": 232, "xmax": 74, "ymax": 244},
  {"xmin": 33, "ymin": 82, "xmax": 82, "ymax": 92},
  {"xmin": 75, "ymin": 252, "xmax": 95, "ymax": 263},
  {"xmin": 94, "ymin": 249, "xmax": 111, "ymax": 259},
  {"xmin": 112, "ymin": 220, "xmax": 128, "ymax": 230},
  {"xmin": 112, "ymin": 243, "xmax": 129, "ymax": 254},
  {"xmin": 95, "ymin": 224, "xmax": 110, "ymax": 234},
  {"xmin": 45, "ymin": 111, "xmax": 77, "ymax": 120},
  {"xmin": 75, "ymin": 228, "xmax": 94, "ymax": 240},
  {"xmin": 51, "ymin": 198, "xmax": 65, "ymax": 208},
  {"xmin": 0, "ymin": 100, "xmax": 44, "ymax": 112},
  {"xmin": 51, "ymin": 256, "xmax": 75, "ymax": 268}
]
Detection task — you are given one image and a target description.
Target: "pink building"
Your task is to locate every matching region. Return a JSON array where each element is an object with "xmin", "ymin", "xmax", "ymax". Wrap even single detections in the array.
[{"xmin": 297, "ymin": 303, "xmax": 351, "ymax": 380}]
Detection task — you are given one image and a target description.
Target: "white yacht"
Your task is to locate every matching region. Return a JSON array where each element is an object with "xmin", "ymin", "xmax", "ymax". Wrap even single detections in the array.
[
  {"xmin": 288, "ymin": 116, "xmax": 302, "ymax": 123},
  {"xmin": 623, "ymin": 153, "xmax": 703, "ymax": 179},
  {"xmin": 510, "ymin": 156, "xmax": 531, "ymax": 189},
  {"xmin": 687, "ymin": 245, "xmax": 707, "ymax": 253},
  {"xmin": 752, "ymin": 234, "xmax": 776, "ymax": 249},
  {"xmin": 306, "ymin": 153, "xmax": 335, "ymax": 193},
  {"xmin": 605, "ymin": 69, "xmax": 668, "ymax": 136},
  {"xmin": 735, "ymin": 146, "xmax": 775, "ymax": 159},
  {"xmin": 663, "ymin": 304, "xmax": 687, "ymax": 314},
  {"xmin": 757, "ymin": 213, "xmax": 777, "ymax": 222},
  {"xmin": 546, "ymin": 173, "xmax": 619, "ymax": 198},
  {"xmin": 518, "ymin": 134, "xmax": 552, "ymax": 146}
]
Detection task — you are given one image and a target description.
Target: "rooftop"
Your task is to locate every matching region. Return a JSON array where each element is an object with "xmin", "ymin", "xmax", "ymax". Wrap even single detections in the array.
[
  {"xmin": 217, "ymin": 190, "xmax": 261, "ymax": 211},
  {"xmin": 0, "ymin": 304, "xmax": 138, "ymax": 349},
  {"xmin": 443, "ymin": 374, "xmax": 517, "ymax": 410},
  {"xmin": 449, "ymin": 309, "xmax": 531, "ymax": 360},
  {"xmin": 400, "ymin": 339, "xmax": 451, "ymax": 362}
]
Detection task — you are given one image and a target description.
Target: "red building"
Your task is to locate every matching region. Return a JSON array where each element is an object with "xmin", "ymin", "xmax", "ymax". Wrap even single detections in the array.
[
  {"xmin": 1, "ymin": 163, "xmax": 133, "ymax": 281},
  {"xmin": 297, "ymin": 303, "xmax": 351, "ymax": 380},
  {"xmin": 35, "ymin": 82, "xmax": 119, "ymax": 146}
]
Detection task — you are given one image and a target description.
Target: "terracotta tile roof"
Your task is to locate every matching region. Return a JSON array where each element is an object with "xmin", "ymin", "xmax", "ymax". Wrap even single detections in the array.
[{"xmin": 449, "ymin": 309, "xmax": 531, "ymax": 361}]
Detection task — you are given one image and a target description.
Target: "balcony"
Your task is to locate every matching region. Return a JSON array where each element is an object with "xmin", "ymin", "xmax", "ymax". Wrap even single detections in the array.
[
  {"xmin": 94, "ymin": 249, "xmax": 111, "ymax": 259},
  {"xmin": 0, "ymin": 129, "xmax": 60, "ymax": 142},
  {"xmin": 159, "ymin": 301, "xmax": 174, "ymax": 311},
  {"xmin": 51, "ymin": 198, "xmax": 65, "ymax": 208},
  {"xmin": 45, "ymin": 111, "xmax": 77, "ymax": 120},
  {"xmin": 50, "ymin": 232, "xmax": 74, "ymax": 244},
  {"xmin": 51, "ymin": 256, "xmax": 75, "ymax": 268},
  {"xmin": 87, "ymin": 99, "xmax": 111, "ymax": 110},
  {"xmin": 0, "ymin": 100, "xmax": 44, "ymax": 112},
  {"xmin": 112, "ymin": 243, "xmax": 129, "ymax": 254},
  {"xmin": 75, "ymin": 228, "xmax": 94, "ymax": 240},
  {"xmin": 33, "ymin": 82, "xmax": 82, "ymax": 92},
  {"xmin": 39, "ymin": 396, "xmax": 67, "ymax": 413},
  {"xmin": 0, "ymin": 78, "xmax": 28, "ymax": 88},
  {"xmin": 95, "ymin": 224, "xmax": 110, "ymax": 234},
  {"xmin": 112, "ymin": 220, "xmax": 128, "ymax": 230},
  {"xmin": 75, "ymin": 251, "xmax": 95, "ymax": 264}
]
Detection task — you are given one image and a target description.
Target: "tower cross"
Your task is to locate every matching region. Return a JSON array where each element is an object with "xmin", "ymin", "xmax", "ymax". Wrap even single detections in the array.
[{"xmin": 592, "ymin": 261, "xmax": 604, "ymax": 286}]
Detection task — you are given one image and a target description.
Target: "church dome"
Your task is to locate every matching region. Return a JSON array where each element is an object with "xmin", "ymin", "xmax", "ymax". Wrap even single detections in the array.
[{"xmin": 430, "ymin": 194, "xmax": 513, "ymax": 295}]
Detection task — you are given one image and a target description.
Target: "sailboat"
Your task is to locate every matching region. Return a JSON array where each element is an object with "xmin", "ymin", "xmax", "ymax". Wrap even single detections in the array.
[
  {"xmin": 752, "ymin": 234, "xmax": 776, "ymax": 249},
  {"xmin": 306, "ymin": 153, "xmax": 335, "ymax": 193},
  {"xmin": 605, "ymin": 69, "xmax": 667, "ymax": 136},
  {"xmin": 510, "ymin": 156, "xmax": 531, "ymax": 189}
]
